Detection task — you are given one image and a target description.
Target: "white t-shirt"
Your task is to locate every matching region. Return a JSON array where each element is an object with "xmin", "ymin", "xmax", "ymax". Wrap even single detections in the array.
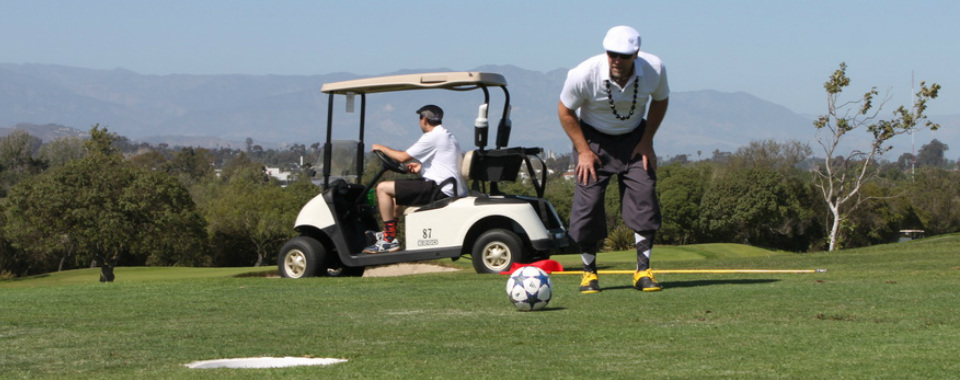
[
  {"xmin": 405, "ymin": 125, "xmax": 467, "ymax": 197},
  {"xmin": 559, "ymin": 52, "xmax": 669, "ymax": 135}
]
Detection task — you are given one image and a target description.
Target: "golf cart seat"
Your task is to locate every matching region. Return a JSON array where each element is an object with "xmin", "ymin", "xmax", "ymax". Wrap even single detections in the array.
[
  {"xmin": 402, "ymin": 176, "xmax": 462, "ymax": 215},
  {"xmin": 461, "ymin": 147, "xmax": 544, "ymax": 197}
]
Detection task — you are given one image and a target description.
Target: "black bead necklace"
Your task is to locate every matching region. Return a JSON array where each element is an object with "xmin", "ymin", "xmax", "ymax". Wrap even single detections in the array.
[{"xmin": 604, "ymin": 76, "xmax": 639, "ymax": 120}]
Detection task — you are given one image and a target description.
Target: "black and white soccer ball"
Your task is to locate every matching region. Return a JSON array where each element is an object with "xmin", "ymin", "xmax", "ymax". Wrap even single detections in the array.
[{"xmin": 506, "ymin": 266, "xmax": 553, "ymax": 311}]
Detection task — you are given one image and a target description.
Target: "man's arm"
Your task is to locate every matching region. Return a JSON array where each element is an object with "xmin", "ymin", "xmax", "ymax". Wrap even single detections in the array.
[
  {"xmin": 371, "ymin": 144, "xmax": 413, "ymax": 163},
  {"xmin": 633, "ymin": 97, "xmax": 669, "ymax": 171},
  {"xmin": 558, "ymin": 101, "xmax": 599, "ymax": 185}
]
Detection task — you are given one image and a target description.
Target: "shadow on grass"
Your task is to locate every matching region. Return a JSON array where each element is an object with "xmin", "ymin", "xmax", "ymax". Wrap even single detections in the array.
[
  {"xmin": 509, "ymin": 307, "xmax": 567, "ymax": 313},
  {"xmin": 664, "ymin": 278, "xmax": 780, "ymax": 289},
  {"xmin": 601, "ymin": 279, "xmax": 780, "ymax": 291},
  {"xmin": 4, "ymin": 273, "xmax": 51, "ymax": 282}
]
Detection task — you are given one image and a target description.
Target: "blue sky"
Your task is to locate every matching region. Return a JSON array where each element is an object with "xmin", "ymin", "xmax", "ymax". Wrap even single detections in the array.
[{"xmin": 2, "ymin": 0, "xmax": 957, "ymax": 116}]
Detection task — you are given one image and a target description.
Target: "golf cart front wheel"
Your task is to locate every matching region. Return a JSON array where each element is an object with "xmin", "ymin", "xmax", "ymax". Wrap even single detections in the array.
[
  {"xmin": 471, "ymin": 229, "xmax": 523, "ymax": 274},
  {"xmin": 278, "ymin": 236, "xmax": 366, "ymax": 278},
  {"xmin": 278, "ymin": 236, "xmax": 322, "ymax": 278}
]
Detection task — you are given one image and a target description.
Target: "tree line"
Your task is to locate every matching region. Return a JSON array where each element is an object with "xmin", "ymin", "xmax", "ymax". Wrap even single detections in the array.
[
  {"xmin": 0, "ymin": 125, "xmax": 955, "ymax": 281},
  {"xmin": 518, "ymin": 137, "xmax": 957, "ymax": 253},
  {"xmin": 0, "ymin": 126, "xmax": 319, "ymax": 280}
]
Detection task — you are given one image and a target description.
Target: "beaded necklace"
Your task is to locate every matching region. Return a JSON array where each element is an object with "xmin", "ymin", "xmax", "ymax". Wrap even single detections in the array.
[{"xmin": 604, "ymin": 76, "xmax": 639, "ymax": 120}]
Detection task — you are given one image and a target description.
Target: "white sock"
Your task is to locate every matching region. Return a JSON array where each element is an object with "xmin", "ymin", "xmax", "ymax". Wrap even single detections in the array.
[
  {"xmin": 635, "ymin": 232, "xmax": 653, "ymax": 271},
  {"xmin": 635, "ymin": 233, "xmax": 651, "ymax": 259},
  {"xmin": 581, "ymin": 253, "xmax": 596, "ymax": 267}
]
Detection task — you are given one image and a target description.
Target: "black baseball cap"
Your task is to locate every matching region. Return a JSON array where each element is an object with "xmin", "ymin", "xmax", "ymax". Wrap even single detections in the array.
[{"xmin": 416, "ymin": 104, "xmax": 443, "ymax": 122}]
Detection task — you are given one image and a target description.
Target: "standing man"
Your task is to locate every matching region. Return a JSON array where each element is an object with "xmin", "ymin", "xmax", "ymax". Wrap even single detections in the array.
[
  {"xmin": 558, "ymin": 25, "xmax": 670, "ymax": 293},
  {"xmin": 364, "ymin": 104, "xmax": 467, "ymax": 254}
]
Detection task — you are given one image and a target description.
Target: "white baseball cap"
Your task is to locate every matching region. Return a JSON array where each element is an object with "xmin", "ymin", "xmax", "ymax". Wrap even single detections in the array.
[{"xmin": 602, "ymin": 25, "xmax": 641, "ymax": 54}]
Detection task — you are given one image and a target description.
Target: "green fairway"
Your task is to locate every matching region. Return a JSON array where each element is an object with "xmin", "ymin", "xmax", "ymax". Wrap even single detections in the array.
[
  {"xmin": 2, "ymin": 238, "xmax": 958, "ymax": 379},
  {"xmin": 548, "ymin": 242, "xmax": 789, "ymax": 269},
  {"xmin": 0, "ymin": 267, "xmax": 276, "ymax": 288}
]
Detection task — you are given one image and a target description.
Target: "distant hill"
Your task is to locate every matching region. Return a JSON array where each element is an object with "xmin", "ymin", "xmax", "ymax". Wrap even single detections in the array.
[
  {"xmin": 2, "ymin": 63, "xmax": 955, "ymax": 159},
  {"xmin": 0, "ymin": 123, "xmax": 87, "ymax": 141}
]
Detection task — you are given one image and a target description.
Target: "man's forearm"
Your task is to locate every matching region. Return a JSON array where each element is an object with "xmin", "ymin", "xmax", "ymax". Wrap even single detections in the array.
[
  {"xmin": 644, "ymin": 98, "xmax": 669, "ymax": 139},
  {"xmin": 558, "ymin": 101, "xmax": 589, "ymax": 153},
  {"xmin": 372, "ymin": 144, "xmax": 413, "ymax": 163}
]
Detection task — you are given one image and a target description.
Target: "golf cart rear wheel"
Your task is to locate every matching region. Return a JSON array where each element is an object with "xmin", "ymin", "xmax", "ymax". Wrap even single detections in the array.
[{"xmin": 471, "ymin": 229, "xmax": 523, "ymax": 274}]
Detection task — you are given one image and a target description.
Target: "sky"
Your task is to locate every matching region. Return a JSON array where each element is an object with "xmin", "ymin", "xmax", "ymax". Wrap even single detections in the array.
[{"xmin": 2, "ymin": 0, "xmax": 958, "ymax": 117}]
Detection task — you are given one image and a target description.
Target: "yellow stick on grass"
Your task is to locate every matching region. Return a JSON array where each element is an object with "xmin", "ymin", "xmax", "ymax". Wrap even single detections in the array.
[{"xmin": 551, "ymin": 269, "xmax": 827, "ymax": 275}]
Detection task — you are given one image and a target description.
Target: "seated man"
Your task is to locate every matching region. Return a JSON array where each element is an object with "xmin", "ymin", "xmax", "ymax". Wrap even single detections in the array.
[{"xmin": 364, "ymin": 104, "xmax": 467, "ymax": 253}]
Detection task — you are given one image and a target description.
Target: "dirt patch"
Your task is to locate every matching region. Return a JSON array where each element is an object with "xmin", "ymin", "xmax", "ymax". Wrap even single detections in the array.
[
  {"xmin": 245, "ymin": 263, "xmax": 461, "ymax": 278},
  {"xmin": 363, "ymin": 263, "xmax": 461, "ymax": 277}
]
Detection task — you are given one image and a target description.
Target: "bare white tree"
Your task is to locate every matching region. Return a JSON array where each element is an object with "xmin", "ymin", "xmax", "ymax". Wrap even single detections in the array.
[{"xmin": 814, "ymin": 63, "xmax": 940, "ymax": 251}]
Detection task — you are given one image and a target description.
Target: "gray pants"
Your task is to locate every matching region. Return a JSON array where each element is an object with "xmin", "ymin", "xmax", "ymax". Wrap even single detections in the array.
[{"xmin": 569, "ymin": 120, "xmax": 661, "ymax": 247}]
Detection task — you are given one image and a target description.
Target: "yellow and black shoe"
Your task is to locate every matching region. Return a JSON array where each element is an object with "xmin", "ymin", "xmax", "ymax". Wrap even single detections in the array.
[
  {"xmin": 579, "ymin": 272, "xmax": 600, "ymax": 294},
  {"xmin": 633, "ymin": 269, "xmax": 662, "ymax": 292}
]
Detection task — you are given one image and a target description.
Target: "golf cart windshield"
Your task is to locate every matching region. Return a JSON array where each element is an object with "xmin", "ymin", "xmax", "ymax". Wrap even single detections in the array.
[{"xmin": 314, "ymin": 140, "xmax": 361, "ymax": 184}]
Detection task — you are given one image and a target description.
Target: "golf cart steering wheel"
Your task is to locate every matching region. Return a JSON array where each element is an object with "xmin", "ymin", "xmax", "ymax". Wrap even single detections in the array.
[{"xmin": 374, "ymin": 150, "xmax": 409, "ymax": 174}]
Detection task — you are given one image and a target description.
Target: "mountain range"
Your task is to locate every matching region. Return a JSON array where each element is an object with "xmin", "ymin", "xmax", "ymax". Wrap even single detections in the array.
[{"xmin": 2, "ymin": 63, "xmax": 956, "ymax": 160}]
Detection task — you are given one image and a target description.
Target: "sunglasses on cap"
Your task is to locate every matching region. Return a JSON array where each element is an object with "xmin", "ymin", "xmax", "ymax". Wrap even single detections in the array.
[{"xmin": 606, "ymin": 51, "xmax": 635, "ymax": 60}]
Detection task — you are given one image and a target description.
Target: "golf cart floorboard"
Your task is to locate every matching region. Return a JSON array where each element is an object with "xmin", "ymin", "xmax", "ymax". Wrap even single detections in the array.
[{"xmin": 347, "ymin": 247, "xmax": 462, "ymax": 267}]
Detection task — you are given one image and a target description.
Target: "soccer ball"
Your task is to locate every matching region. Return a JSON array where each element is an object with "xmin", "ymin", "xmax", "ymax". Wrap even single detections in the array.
[{"xmin": 506, "ymin": 266, "xmax": 553, "ymax": 311}]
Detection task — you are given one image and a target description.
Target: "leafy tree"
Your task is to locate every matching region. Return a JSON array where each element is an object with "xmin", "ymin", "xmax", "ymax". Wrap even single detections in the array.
[
  {"xmin": 895, "ymin": 152, "xmax": 915, "ymax": 172},
  {"xmin": 2, "ymin": 170, "xmax": 79, "ymax": 273},
  {"xmin": 0, "ymin": 205, "xmax": 52, "ymax": 278},
  {"xmin": 199, "ymin": 154, "xmax": 315, "ymax": 267},
  {"xmin": 543, "ymin": 174, "xmax": 575, "ymax": 228},
  {"xmin": 3, "ymin": 126, "xmax": 210, "ymax": 281},
  {"xmin": 916, "ymin": 139, "xmax": 949, "ymax": 168},
  {"xmin": 124, "ymin": 169, "xmax": 211, "ymax": 267},
  {"xmin": 657, "ymin": 162, "xmax": 709, "ymax": 245},
  {"xmin": 698, "ymin": 167, "xmax": 789, "ymax": 246},
  {"xmin": 684, "ymin": 140, "xmax": 821, "ymax": 250},
  {"xmin": 0, "ymin": 130, "xmax": 47, "ymax": 197},
  {"xmin": 731, "ymin": 140, "xmax": 811, "ymax": 172},
  {"xmin": 37, "ymin": 136, "xmax": 86, "ymax": 168},
  {"xmin": 129, "ymin": 149, "xmax": 169, "ymax": 171},
  {"xmin": 813, "ymin": 63, "xmax": 940, "ymax": 251},
  {"xmin": 167, "ymin": 147, "xmax": 215, "ymax": 186},
  {"xmin": 901, "ymin": 168, "xmax": 960, "ymax": 235},
  {"xmin": 839, "ymin": 181, "xmax": 904, "ymax": 248},
  {"xmin": 662, "ymin": 154, "xmax": 689, "ymax": 166}
]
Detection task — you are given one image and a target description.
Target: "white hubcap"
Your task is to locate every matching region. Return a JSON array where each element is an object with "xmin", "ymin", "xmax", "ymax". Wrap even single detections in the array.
[
  {"xmin": 284, "ymin": 250, "xmax": 307, "ymax": 277},
  {"xmin": 482, "ymin": 242, "xmax": 510, "ymax": 271}
]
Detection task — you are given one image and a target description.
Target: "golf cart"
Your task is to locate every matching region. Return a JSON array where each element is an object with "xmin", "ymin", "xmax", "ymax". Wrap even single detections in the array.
[{"xmin": 278, "ymin": 72, "xmax": 569, "ymax": 277}]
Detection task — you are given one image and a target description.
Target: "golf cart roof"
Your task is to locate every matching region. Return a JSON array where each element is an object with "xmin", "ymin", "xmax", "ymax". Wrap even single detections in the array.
[{"xmin": 321, "ymin": 72, "xmax": 507, "ymax": 95}]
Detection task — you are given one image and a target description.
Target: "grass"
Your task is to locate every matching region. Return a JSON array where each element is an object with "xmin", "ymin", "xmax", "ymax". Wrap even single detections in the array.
[
  {"xmin": 2, "ymin": 238, "xmax": 958, "ymax": 379},
  {"xmin": 0, "ymin": 267, "xmax": 276, "ymax": 288}
]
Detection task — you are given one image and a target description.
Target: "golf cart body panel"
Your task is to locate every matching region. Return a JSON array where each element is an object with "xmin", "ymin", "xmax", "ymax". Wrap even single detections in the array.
[
  {"xmin": 278, "ymin": 71, "xmax": 570, "ymax": 277},
  {"xmin": 404, "ymin": 196, "xmax": 551, "ymax": 247},
  {"xmin": 294, "ymin": 193, "xmax": 335, "ymax": 230}
]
